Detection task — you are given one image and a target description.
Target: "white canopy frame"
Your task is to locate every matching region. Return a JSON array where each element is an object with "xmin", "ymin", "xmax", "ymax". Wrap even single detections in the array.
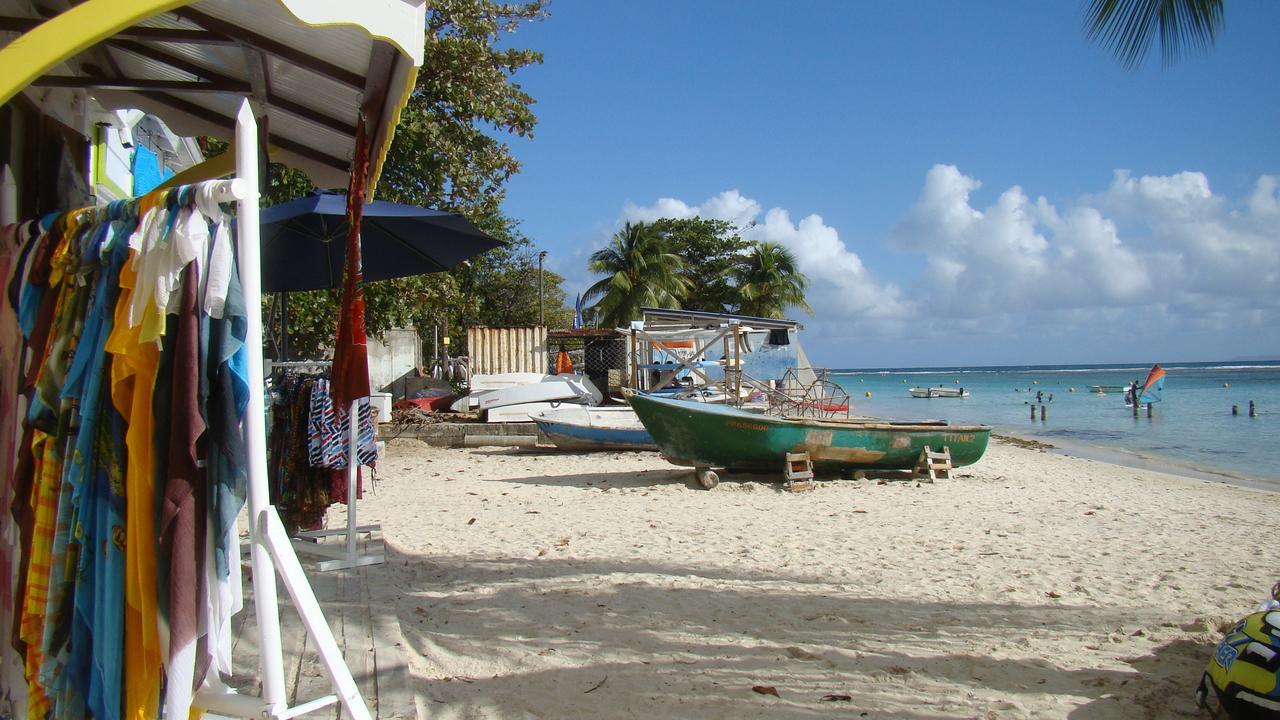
[{"xmin": 197, "ymin": 101, "xmax": 373, "ymax": 720}]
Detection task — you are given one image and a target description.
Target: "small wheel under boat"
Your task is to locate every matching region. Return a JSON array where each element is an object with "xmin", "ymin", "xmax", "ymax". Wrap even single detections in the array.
[{"xmin": 695, "ymin": 467, "xmax": 719, "ymax": 490}]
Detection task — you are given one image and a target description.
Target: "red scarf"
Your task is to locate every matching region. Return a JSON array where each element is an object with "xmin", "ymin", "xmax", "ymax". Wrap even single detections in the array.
[{"xmin": 330, "ymin": 116, "xmax": 371, "ymax": 407}]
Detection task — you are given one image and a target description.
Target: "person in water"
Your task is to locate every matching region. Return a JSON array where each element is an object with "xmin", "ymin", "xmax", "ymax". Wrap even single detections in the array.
[{"xmin": 1126, "ymin": 380, "xmax": 1139, "ymax": 405}]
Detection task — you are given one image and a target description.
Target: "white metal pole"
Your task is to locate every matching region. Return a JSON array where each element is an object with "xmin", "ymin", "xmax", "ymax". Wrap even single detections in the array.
[
  {"xmin": 234, "ymin": 100, "xmax": 287, "ymax": 712},
  {"xmin": 346, "ymin": 399, "xmax": 359, "ymax": 563}
]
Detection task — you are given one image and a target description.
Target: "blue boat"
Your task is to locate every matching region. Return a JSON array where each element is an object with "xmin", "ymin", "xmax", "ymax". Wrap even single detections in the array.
[{"xmin": 529, "ymin": 406, "xmax": 657, "ymax": 451}]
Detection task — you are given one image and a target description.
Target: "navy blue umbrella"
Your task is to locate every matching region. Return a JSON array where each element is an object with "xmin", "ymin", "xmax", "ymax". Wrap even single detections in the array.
[{"xmin": 259, "ymin": 192, "xmax": 503, "ymax": 292}]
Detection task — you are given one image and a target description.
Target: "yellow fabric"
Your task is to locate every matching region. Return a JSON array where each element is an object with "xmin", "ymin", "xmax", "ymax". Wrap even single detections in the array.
[
  {"xmin": 106, "ymin": 249, "xmax": 162, "ymax": 720},
  {"xmin": 20, "ymin": 432, "xmax": 56, "ymax": 720}
]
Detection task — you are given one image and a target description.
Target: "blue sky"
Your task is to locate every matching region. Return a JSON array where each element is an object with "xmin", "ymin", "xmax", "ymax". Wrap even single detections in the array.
[{"xmin": 495, "ymin": 1, "xmax": 1280, "ymax": 368}]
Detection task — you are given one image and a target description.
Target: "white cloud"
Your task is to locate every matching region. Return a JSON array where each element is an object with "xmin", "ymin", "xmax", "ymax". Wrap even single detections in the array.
[
  {"xmin": 586, "ymin": 167, "xmax": 1279, "ymax": 363},
  {"xmin": 889, "ymin": 165, "xmax": 1280, "ymax": 327},
  {"xmin": 619, "ymin": 190, "xmax": 910, "ymax": 325}
]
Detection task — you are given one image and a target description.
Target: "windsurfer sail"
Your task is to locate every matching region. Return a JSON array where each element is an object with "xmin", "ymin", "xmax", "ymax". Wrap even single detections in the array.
[{"xmin": 1138, "ymin": 364, "xmax": 1165, "ymax": 404}]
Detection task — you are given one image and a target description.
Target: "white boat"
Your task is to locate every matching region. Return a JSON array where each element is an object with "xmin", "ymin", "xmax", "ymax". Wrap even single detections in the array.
[
  {"xmin": 451, "ymin": 374, "xmax": 602, "ymax": 412},
  {"xmin": 909, "ymin": 386, "xmax": 970, "ymax": 399},
  {"xmin": 528, "ymin": 406, "xmax": 656, "ymax": 451}
]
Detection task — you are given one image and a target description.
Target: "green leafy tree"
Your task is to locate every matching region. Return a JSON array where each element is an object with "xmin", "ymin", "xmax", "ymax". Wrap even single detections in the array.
[
  {"xmin": 733, "ymin": 242, "xmax": 811, "ymax": 319},
  {"xmin": 1085, "ymin": 0, "xmax": 1224, "ymax": 69},
  {"xmin": 584, "ymin": 221, "xmax": 691, "ymax": 328},
  {"xmin": 650, "ymin": 217, "xmax": 750, "ymax": 313},
  {"xmin": 457, "ymin": 238, "xmax": 571, "ymax": 328},
  {"xmin": 233, "ymin": 0, "xmax": 556, "ymax": 359}
]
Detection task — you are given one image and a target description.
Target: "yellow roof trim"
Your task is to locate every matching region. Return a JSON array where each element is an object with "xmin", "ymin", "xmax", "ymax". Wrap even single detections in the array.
[
  {"xmin": 0, "ymin": 0, "xmax": 195, "ymax": 106},
  {"xmin": 368, "ymin": 65, "xmax": 417, "ymax": 199}
]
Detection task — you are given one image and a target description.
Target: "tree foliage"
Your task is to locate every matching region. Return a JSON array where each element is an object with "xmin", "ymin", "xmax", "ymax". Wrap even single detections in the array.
[
  {"xmin": 733, "ymin": 242, "xmax": 812, "ymax": 319},
  {"xmin": 225, "ymin": 0, "xmax": 560, "ymax": 361},
  {"xmin": 650, "ymin": 217, "xmax": 750, "ymax": 313},
  {"xmin": 582, "ymin": 217, "xmax": 812, "ymax": 325},
  {"xmin": 1085, "ymin": 0, "xmax": 1224, "ymax": 69},
  {"xmin": 584, "ymin": 222, "xmax": 691, "ymax": 328}
]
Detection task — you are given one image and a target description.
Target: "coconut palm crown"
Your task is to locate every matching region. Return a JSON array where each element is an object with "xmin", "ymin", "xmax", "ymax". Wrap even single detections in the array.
[
  {"xmin": 1085, "ymin": 0, "xmax": 1225, "ymax": 69},
  {"xmin": 583, "ymin": 221, "xmax": 691, "ymax": 328},
  {"xmin": 733, "ymin": 242, "xmax": 812, "ymax": 320}
]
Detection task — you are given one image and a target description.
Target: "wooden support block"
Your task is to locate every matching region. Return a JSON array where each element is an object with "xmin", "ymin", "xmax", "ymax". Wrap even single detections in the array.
[{"xmin": 913, "ymin": 445, "xmax": 952, "ymax": 482}]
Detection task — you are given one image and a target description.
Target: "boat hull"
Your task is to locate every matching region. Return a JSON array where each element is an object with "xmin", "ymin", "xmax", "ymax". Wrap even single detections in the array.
[
  {"xmin": 628, "ymin": 393, "xmax": 990, "ymax": 472},
  {"xmin": 910, "ymin": 387, "xmax": 969, "ymax": 398},
  {"xmin": 530, "ymin": 407, "xmax": 657, "ymax": 451}
]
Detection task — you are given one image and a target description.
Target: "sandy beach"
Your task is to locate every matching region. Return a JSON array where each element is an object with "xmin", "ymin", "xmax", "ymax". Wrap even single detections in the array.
[{"xmin": 331, "ymin": 436, "xmax": 1280, "ymax": 719}]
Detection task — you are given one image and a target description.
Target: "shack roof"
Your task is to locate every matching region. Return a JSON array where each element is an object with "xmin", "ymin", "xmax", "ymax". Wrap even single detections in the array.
[{"xmin": 0, "ymin": 0, "xmax": 425, "ymax": 193}]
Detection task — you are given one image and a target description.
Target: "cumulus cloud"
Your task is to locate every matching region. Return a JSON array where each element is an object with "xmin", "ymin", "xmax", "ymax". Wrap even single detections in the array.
[
  {"xmin": 889, "ymin": 164, "xmax": 1280, "ymax": 327},
  {"xmin": 596, "ymin": 167, "xmax": 1278, "ymax": 362},
  {"xmin": 620, "ymin": 190, "xmax": 910, "ymax": 324}
]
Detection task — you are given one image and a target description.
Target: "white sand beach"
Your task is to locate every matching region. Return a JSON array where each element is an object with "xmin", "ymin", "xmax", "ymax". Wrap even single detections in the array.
[{"xmin": 332, "ymin": 436, "xmax": 1280, "ymax": 719}]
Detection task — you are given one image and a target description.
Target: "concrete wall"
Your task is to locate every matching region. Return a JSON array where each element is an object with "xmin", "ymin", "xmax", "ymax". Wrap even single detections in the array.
[{"xmin": 368, "ymin": 327, "xmax": 422, "ymax": 394}]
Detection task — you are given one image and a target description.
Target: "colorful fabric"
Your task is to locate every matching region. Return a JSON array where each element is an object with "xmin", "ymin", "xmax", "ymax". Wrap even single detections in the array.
[
  {"xmin": 107, "ymin": 251, "xmax": 162, "ymax": 720},
  {"xmin": 306, "ymin": 377, "xmax": 377, "ymax": 470},
  {"xmin": 330, "ymin": 116, "xmax": 371, "ymax": 407},
  {"xmin": 3, "ymin": 183, "xmax": 256, "ymax": 718},
  {"xmin": 158, "ymin": 264, "xmax": 205, "ymax": 720}
]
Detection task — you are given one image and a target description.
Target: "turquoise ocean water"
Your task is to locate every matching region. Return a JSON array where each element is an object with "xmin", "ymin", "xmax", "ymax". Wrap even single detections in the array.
[{"xmin": 828, "ymin": 362, "xmax": 1279, "ymax": 488}]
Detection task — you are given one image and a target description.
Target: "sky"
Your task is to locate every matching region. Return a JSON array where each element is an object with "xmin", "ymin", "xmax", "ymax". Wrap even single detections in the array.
[{"xmin": 494, "ymin": 1, "xmax": 1280, "ymax": 368}]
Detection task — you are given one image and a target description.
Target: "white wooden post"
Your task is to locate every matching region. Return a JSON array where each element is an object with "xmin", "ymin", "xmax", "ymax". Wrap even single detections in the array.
[{"xmin": 233, "ymin": 100, "xmax": 289, "ymax": 714}]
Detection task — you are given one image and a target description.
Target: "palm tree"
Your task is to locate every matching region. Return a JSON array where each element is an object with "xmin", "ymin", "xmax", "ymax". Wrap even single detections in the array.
[
  {"xmin": 733, "ymin": 242, "xmax": 811, "ymax": 319},
  {"xmin": 583, "ymin": 221, "xmax": 691, "ymax": 328},
  {"xmin": 1085, "ymin": 0, "xmax": 1224, "ymax": 69}
]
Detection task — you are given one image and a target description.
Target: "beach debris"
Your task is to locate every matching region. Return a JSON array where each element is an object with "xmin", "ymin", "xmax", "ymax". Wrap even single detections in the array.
[
  {"xmin": 467, "ymin": 517, "xmax": 476, "ymax": 525},
  {"xmin": 584, "ymin": 675, "xmax": 608, "ymax": 694},
  {"xmin": 785, "ymin": 646, "xmax": 820, "ymax": 661},
  {"xmin": 821, "ymin": 694, "xmax": 852, "ymax": 702},
  {"xmin": 1045, "ymin": 590, "xmax": 1062, "ymax": 598},
  {"xmin": 752, "ymin": 685, "xmax": 780, "ymax": 697}
]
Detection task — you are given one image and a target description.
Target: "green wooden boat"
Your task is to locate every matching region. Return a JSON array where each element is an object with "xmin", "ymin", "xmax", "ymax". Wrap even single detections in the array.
[{"xmin": 626, "ymin": 391, "xmax": 991, "ymax": 488}]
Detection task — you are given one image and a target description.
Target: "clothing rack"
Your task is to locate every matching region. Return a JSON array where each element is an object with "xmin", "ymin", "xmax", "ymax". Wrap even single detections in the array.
[
  {"xmin": 195, "ymin": 103, "xmax": 371, "ymax": 720},
  {"xmin": 266, "ymin": 359, "xmax": 385, "ymax": 572}
]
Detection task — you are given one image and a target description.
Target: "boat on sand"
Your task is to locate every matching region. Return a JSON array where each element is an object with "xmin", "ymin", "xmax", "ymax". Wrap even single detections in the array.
[
  {"xmin": 626, "ymin": 391, "xmax": 991, "ymax": 489},
  {"xmin": 529, "ymin": 406, "xmax": 657, "ymax": 451}
]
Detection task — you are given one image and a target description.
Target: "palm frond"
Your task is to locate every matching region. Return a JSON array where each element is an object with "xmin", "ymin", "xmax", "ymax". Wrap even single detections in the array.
[{"xmin": 1085, "ymin": 0, "xmax": 1224, "ymax": 69}]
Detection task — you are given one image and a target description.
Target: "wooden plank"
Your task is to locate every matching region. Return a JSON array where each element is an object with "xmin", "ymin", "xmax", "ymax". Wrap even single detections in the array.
[
  {"xmin": 367, "ymin": 563, "xmax": 414, "ymax": 719},
  {"xmin": 230, "ymin": 564, "xmax": 264, "ymax": 699},
  {"xmin": 287, "ymin": 569, "xmax": 343, "ymax": 718},
  {"xmin": 342, "ymin": 568, "xmax": 379, "ymax": 717}
]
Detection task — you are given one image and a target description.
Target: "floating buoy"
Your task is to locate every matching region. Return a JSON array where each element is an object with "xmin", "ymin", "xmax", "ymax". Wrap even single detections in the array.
[
  {"xmin": 865, "ymin": 391, "xmax": 872, "ymax": 398},
  {"xmin": 1223, "ymin": 383, "xmax": 1229, "ymax": 388}
]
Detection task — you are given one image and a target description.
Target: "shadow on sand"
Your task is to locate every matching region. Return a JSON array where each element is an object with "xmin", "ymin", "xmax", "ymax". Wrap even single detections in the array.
[{"xmin": 379, "ymin": 544, "xmax": 1217, "ymax": 719}]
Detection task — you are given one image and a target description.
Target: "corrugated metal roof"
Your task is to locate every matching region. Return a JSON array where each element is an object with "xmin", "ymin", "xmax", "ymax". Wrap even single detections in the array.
[{"xmin": 0, "ymin": 0, "xmax": 425, "ymax": 191}]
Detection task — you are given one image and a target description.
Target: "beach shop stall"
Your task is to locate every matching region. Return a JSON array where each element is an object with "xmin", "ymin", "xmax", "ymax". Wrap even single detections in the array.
[{"xmin": 0, "ymin": 2, "xmax": 425, "ymax": 718}]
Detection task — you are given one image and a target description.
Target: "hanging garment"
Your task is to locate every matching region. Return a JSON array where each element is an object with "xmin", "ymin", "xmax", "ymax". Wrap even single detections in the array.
[
  {"xmin": 106, "ymin": 208, "xmax": 164, "ymax": 720},
  {"xmin": 2, "ymin": 182, "xmax": 258, "ymax": 718},
  {"xmin": 306, "ymin": 377, "xmax": 377, "ymax": 470},
  {"xmin": 158, "ymin": 264, "xmax": 205, "ymax": 720},
  {"xmin": 330, "ymin": 117, "xmax": 371, "ymax": 407}
]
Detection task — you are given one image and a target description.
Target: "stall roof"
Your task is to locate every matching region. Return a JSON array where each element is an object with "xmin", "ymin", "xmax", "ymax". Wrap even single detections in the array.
[
  {"xmin": 0, "ymin": 0, "xmax": 426, "ymax": 193},
  {"xmin": 639, "ymin": 307, "xmax": 802, "ymax": 331}
]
